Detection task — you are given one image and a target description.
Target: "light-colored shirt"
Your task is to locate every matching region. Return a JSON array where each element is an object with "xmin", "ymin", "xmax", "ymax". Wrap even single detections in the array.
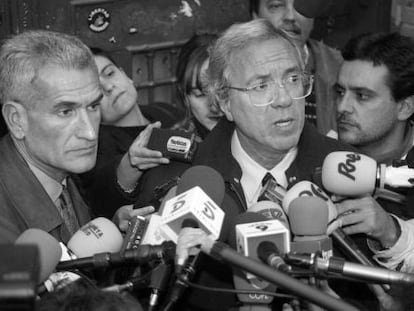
[{"xmin": 231, "ymin": 130, "xmax": 297, "ymax": 208}]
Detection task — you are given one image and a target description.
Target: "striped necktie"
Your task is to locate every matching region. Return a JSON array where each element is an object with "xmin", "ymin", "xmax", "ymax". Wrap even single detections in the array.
[{"xmin": 58, "ymin": 184, "xmax": 80, "ymax": 235}]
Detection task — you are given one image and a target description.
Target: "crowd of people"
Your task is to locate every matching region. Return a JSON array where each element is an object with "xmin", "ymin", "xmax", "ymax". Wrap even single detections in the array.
[{"xmin": 1, "ymin": 0, "xmax": 414, "ymax": 310}]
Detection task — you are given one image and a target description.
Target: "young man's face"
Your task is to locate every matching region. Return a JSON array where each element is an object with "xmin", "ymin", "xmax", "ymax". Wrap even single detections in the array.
[
  {"xmin": 335, "ymin": 60, "xmax": 402, "ymax": 151},
  {"xmin": 254, "ymin": 0, "xmax": 314, "ymax": 47}
]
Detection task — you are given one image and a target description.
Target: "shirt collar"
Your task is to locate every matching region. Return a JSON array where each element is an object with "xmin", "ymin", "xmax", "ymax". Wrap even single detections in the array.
[
  {"xmin": 26, "ymin": 162, "xmax": 64, "ymax": 205},
  {"xmin": 231, "ymin": 130, "xmax": 297, "ymax": 207}
]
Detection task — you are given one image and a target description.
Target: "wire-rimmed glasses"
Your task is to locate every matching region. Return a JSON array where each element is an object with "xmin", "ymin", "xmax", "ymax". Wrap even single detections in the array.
[{"xmin": 226, "ymin": 72, "xmax": 314, "ymax": 107}]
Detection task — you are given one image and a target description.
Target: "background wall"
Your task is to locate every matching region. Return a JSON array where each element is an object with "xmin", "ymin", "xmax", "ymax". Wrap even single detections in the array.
[{"xmin": 0, "ymin": 0, "xmax": 391, "ymax": 107}]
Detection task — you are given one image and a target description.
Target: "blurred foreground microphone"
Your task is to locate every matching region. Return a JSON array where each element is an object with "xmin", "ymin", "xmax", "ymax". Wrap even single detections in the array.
[
  {"xmin": 284, "ymin": 253, "xmax": 414, "ymax": 285},
  {"xmin": 287, "ymin": 196, "xmax": 333, "ymax": 259},
  {"xmin": 15, "ymin": 229, "xmax": 62, "ymax": 283},
  {"xmin": 67, "ymin": 217, "xmax": 123, "ymax": 258},
  {"xmin": 0, "ymin": 244, "xmax": 39, "ymax": 311},
  {"xmin": 200, "ymin": 238, "xmax": 359, "ymax": 311},
  {"xmin": 56, "ymin": 241, "xmax": 175, "ymax": 271},
  {"xmin": 321, "ymin": 152, "xmax": 414, "ymax": 202},
  {"xmin": 161, "ymin": 165, "xmax": 225, "ymax": 243},
  {"xmin": 147, "ymin": 128, "xmax": 198, "ymax": 163}
]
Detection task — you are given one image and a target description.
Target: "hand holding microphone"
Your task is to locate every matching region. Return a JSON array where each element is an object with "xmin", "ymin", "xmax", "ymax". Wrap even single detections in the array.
[{"xmin": 321, "ymin": 151, "xmax": 414, "ymax": 201}]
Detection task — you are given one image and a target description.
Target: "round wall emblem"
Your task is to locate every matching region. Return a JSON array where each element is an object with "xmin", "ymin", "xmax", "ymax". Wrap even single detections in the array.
[{"xmin": 88, "ymin": 8, "xmax": 111, "ymax": 32}]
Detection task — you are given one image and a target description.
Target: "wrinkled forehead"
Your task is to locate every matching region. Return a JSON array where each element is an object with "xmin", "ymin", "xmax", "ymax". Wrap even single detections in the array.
[{"xmin": 228, "ymin": 38, "xmax": 301, "ymax": 79}]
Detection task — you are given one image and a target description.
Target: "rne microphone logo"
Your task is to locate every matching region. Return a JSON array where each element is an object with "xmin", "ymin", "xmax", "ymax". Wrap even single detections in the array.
[
  {"xmin": 337, "ymin": 153, "xmax": 361, "ymax": 181},
  {"xmin": 167, "ymin": 136, "xmax": 191, "ymax": 154}
]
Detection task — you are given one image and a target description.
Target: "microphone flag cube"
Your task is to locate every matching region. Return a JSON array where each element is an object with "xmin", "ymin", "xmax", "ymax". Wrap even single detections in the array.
[
  {"xmin": 236, "ymin": 219, "xmax": 290, "ymax": 280},
  {"xmin": 161, "ymin": 186, "xmax": 224, "ymax": 243}
]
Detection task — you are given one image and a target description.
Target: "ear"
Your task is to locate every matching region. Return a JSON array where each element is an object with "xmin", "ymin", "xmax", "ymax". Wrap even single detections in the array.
[
  {"xmin": 2, "ymin": 101, "xmax": 28, "ymax": 140},
  {"xmin": 217, "ymin": 96, "xmax": 234, "ymax": 122},
  {"xmin": 397, "ymin": 96, "xmax": 414, "ymax": 121}
]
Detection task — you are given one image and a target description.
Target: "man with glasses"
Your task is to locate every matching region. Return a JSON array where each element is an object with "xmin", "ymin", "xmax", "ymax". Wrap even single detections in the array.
[{"xmin": 136, "ymin": 19, "xmax": 357, "ymax": 311}]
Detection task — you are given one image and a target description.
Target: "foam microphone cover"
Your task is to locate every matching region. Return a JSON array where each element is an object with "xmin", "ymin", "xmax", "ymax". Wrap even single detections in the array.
[
  {"xmin": 67, "ymin": 217, "xmax": 123, "ymax": 258},
  {"xmin": 322, "ymin": 151, "xmax": 377, "ymax": 196},
  {"xmin": 288, "ymin": 196, "xmax": 328, "ymax": 237},
  {"xmin": 176, "ymin": 165, "xmax": 225, "ymax": 205},
  {"xmin": 15, "ymin": 229, "xmax": 62, "ymax": 283}
]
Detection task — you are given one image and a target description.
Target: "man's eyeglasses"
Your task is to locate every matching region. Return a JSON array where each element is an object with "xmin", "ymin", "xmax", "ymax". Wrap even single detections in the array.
[{"xmin": 226, "ymin": 73, "xmax": 314, "ymax": 107}]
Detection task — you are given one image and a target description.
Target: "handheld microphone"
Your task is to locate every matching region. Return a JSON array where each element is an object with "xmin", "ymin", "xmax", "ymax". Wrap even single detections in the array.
[
  {"xmin": 257, "ymin": 241, "xmax": 292, "ymax": 273},
  {"xmin": 161, "ymin": 165, "xmax": 225, "ymax": 243},
  {"xmin": 287, "ymin": 196, "xmax": 333, "ymax": 259},
  {"xmin": 285, "ymin": 252, "xmax": 414, "ymax": 285},
  {"xmin": 120, "ymin": 215, "xmax": 149, "ymax": 252},
  {"xmin": 147, "ymin": 128, "xmax": 198, "ymax": 163},
  {"xmin": 321, "ymin": 152, "xmax": 414, "ymax": 199},
  {"xmin": 229, "ymin": 212, "xmax": 290, "ymax": 306},
  {"xmin": 56, "ymin": 241, "xmax": 175, "ymax": 271},
  {"xmin": 248, "ymin": 200, "xmax": 289, "ymax": 229},
  {"xmin": 67, "ymin": 217, "xmax": 124, "ymax": 258},
  {"xmin": 15, "ymin": 229, "xmax": 62, "ymax": 283},
  {"xmin": 200, "ymin": 238, "xmax": 360, "ymax": 311},
  {"xmin": 148, "ymin": 262, "xmax": 173, "ymax": 311}
]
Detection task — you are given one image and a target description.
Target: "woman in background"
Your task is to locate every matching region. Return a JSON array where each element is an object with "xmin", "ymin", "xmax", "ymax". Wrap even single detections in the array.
[{"xmin": 172, "ymin": 33, "xmax": 223, "ymax": 141}]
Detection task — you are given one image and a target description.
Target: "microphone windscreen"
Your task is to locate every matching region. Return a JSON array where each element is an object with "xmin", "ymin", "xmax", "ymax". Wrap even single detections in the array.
[
  {"xmin": 176, "ymin": 165, "xmax": 225, "ymax": 205},
  {"xmin": 248, "ymin": 200, "xmax": 289, "ymax": 229},
  {"xmin": 67, "ymin": 217, "xmax": 123, "ymax": 258},
  {"xmin": 322, "ymin": 151, "xmax": 377, "ymax": 196},
  {"xmin": 288, "ymin": 196, "xmax": 328, "ymax": 237},
  {"xmin": 15, "ymin": 228, "xmax": 62, "ymax": 282}
]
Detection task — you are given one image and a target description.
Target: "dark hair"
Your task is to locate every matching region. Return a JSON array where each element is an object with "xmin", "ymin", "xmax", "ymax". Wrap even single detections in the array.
[
  {"xmin": 175, "ymin": 33, "xmax": 218, "ymax": 109},
  {"xmin": 36, "ymin": 279, "xmax": 143, "ymax": 311},
  {"xmin": 89, "ymin": 46, "xmax": 118, "ymax": 67},
  {"xmin": 342, "ymin": 32, "xmax": 414, "ymax": 102}
]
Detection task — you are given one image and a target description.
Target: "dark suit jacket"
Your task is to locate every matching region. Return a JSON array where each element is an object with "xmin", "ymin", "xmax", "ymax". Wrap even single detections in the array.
[{"xmin": 0, "ymin": 134, "xmax": 91, "ymax": 244}]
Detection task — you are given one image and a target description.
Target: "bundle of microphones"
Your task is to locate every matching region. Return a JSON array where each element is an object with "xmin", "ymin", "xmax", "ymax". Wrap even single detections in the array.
[{"xmin": 3, "ymin": 151, "xmax": 414, "ymax": 311}]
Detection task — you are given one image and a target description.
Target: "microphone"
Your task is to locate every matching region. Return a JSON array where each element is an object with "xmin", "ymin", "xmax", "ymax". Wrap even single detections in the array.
[
  {"xmin": 285, "ymin": 252, "xmax": 414, "ymax": 285},
  {"xmin": 15, "ymin": 229, "xmax": 62, "ymax": 283},
  {"xmin": 67, "ymin": 217, "xmax": 124, "ymax": 258},
  {"xmin": 321, "ymin": 151, "xmax": 414, "ymax": 199},
  {"xmin": 248, "ymin": 200, "xmax": 289, "ymax": 229},
  {"xmin": 282, "ymin": 180, "xmax": 339, "ymax": 233},
  {"xmin": 56, "ymin": 241, "xmax": 176, "ymax": 271},
  {"xmin": 120, "ymin": 215, "xmax": 149, "ymax": 252},
  {"xmin": 257, "ymin": 241, "xmax": 292, "ymax": 273},
  {"xmin": 287, "ymin": 196, "xmax": 333, "ymax": 259},
  {"xmin": 200, "ymin": 238, "xmax": 360, "ymax": 311},
  {"xmin": 147, "ymin": 128, "xmax": 198, "ymax": 163},
  {"xmin": 161, "ymin": 165, "xmax": 225, "ymax": 243},
  {"xmin": 148, "ymin": 262, "xmax": 173, "ymax": 311},
  {"xmin": 161, "ymin": 166, "xmax": 226, "ymax": 310},
  {"xmin": 229, "ymin": 211, "xmax": 290, "ymax": 306}
]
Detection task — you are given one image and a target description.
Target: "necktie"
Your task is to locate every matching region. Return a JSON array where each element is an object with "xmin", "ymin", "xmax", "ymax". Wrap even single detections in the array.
[
  {"xmin": 58, "ymin": 184, "xmax": 80, "ymax": 235},
  {"xmin": 261, "ymin": 172, "xmax": 276, "ymax": 187},
  {"xmin": 258, "ymin": 173, "xmax": 285, "ymax": 204}
]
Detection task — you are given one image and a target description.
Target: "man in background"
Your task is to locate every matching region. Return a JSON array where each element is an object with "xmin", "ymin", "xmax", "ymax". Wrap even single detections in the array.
[
  {"xmin": 334, "ymin": 32, "xmax": 414, "ymax": 310},
  {"xmin": 250, "ymin": 0, "xmax": 342, "ymax": 135}
]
